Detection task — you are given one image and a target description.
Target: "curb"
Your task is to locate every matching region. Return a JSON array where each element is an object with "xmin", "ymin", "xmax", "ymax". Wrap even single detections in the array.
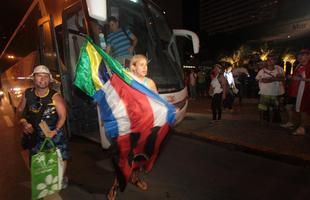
[{"xmin": 172, "ymin": 129, "xmax": 310, "ymax": 168}]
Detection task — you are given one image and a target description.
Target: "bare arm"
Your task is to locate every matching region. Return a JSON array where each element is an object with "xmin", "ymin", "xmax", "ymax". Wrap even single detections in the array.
[
  {"xmin": 48, "ymin": 93, "xmax": 67, "ymax": 138},
  {"xmin": 106, "ymin": 45, "xmax": 111, "ymax": 54},
  {"xmin": 287, "ymin": 75, "xmax": 310, "ymax": 82},
  {"xmin": 129, "ymin": 34, "xmax": 138, "ymax": 53},
  {"xmin": 17, "ymin": 92, "xmax": 26, "ymax": 117},
  {"xmin": 260, "ymin": 77, "xmax": 277, "ymax": 83},
  {"xmin": 148, "ymin": 79, "xmax": 158, "ymax": 94},
  {"xmin": 54, "ymin": 93, "xmax": 67, "ymax": 130}
]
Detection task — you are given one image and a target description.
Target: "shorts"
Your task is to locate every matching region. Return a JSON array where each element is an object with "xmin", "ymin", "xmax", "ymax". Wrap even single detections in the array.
[
  {"xmin": 30, "ymin": 128, "xmax": 70, "ymax": 161},
  {"xmin": 258, "ymin": 95, "xmax": 279, "ymax": 111}
]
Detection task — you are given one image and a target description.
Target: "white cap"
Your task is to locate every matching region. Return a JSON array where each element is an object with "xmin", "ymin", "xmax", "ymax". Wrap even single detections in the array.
[{"xmin": 29, "ymin": 65, "xmax": 54, "ymax": 82}]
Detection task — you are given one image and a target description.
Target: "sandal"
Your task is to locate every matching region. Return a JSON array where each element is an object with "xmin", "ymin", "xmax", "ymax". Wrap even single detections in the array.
[
  {"xmin": 292, "ymin": 127, "xmax": 305, "ymax": 136},
  {"xmin": 107, "ymin": 180, "xmax": 118, "ymax": 200},
  {"xmin": 131, "ymin": 175, "xmax": 148, "ymax": 191}
]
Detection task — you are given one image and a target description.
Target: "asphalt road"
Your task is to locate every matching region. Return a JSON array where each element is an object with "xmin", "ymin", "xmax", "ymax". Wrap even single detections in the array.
[
  {"xmin": 0, "ymin": 97, "xmax": 29, "ymax": 200},
  {"xmin": 63, "ymin": 134, "xmax": 310, "ymax": 200},
  {"xmin": 110, "ymin": 134, "xmax": 310, "ymax": 200}
]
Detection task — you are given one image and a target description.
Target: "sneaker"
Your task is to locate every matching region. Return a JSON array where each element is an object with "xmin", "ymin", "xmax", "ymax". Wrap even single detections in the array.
[{"xmin": 280, "ymin": 122, "xmax": 294, "ymax": 129}]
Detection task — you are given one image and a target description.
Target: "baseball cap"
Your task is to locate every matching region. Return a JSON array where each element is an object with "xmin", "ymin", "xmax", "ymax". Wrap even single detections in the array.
[{"xmin": 29, "ymin": 65, "xmax": 54, "ymax": 82}]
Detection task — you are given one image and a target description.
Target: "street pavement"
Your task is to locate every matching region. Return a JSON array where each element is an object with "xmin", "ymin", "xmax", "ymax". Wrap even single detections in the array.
[
  {"xmin": 175, "ymin": 96, "xmax": 310, "ymax": 165},
  {"xmin": 2, "ymin": 95, "xmax": 310, "ymax": 200}
]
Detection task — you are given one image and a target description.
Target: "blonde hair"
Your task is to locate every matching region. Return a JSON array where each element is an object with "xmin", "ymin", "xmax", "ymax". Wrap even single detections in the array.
[{"xmin": 129, "ymin": 54, "xmax": 148, "ymax": 72}]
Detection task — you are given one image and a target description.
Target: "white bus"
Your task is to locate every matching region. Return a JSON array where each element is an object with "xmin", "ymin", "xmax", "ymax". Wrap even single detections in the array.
[{"xmin": 0, "ymin": 0, "xmax": 199, "ymax": 144}]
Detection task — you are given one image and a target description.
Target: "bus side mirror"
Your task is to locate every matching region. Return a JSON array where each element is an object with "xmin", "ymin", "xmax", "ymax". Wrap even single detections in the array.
[
  {"xmin": 86, "ymin": 0, "xmax": 107, "ymax": 21},
  {"xmin": 173, "ymin": 29, "xmax": 200, "ymax": 54}
]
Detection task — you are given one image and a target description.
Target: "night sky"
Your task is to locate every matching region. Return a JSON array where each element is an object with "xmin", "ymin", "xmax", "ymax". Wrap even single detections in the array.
[
  {"xmin": 0, "ymin": 1, "xmax": 32, "ymax": 52},
  {"xmin": 0, "ymin": 0, "xmax": 193, "ymax": 53}
]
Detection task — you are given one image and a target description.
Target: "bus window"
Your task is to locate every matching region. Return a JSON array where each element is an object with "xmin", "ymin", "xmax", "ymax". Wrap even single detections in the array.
[
  {"xmin": 38, "ymin": 20, "xmax": 60, "ymax": 79},
  {"xmin": 103, "ymin": 0, "xmax": 184, "ymax": 92},
  {"xmin": 64, "ymin": 10, "xmax": 86, "ymax": 80}
]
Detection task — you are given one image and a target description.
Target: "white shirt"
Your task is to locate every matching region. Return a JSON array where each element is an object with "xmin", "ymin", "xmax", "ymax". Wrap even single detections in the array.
[
  {"xmin": 256, "ymin": 65, "xmax": 284, "ymax": 96},
  {"xmin": 210, "ymin": 75, "xmax": 223, "ymax": 95},
  {"xmin": 224, "ymin": 71, "xmax": 235, "ymax": 87}
]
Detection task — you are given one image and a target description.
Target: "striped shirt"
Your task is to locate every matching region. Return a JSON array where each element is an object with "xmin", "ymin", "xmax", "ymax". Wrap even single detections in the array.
[{"xmin": 107, "ymin": 29, "xmax": 133, "ymax": 57}]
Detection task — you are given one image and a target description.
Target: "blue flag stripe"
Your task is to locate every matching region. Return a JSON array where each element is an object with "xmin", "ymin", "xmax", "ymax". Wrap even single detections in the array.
[{"xmin": 93, "ymin": 90, "xmax": 119, "ymax": 138}]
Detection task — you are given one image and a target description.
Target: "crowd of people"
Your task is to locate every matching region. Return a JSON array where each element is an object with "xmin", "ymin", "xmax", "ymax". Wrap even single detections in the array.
[
  {"xmin": 186, "ymin": 48, "xmax": 310, "ymax": 135},
  {"xmin": 254, "ymin": 48, "xmax": 310, "ymax": 135}
]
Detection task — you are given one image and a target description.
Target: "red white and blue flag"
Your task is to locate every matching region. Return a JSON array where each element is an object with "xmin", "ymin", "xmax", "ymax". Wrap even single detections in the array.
[{"xmin": 74, "ymin": 37, "xmax": 176, "ymax": 190}]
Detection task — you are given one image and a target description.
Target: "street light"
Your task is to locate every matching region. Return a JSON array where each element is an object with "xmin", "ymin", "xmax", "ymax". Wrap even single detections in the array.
[
  {"xmin": 282, "ymin": 54, "xmax": 296, "ymax": 74},
  {"xmin": 220, "ymin": 50, "xmax": 241, "ymax": 68},
  {"xmin": 7, "ymin": 55, "xmax": 15, "ymax": 59}
]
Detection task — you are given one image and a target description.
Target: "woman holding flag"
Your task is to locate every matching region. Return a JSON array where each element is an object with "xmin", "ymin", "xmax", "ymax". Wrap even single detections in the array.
[
  {"xmin": 129, "ymin": 54, "xmax": 158, "ymax": 93},
  {"xmin": 107, "ymin": 54, "xmax": 157, "ymax": 199},
  {"xmin": 74, "ymin": 37, "xmax": 175, "ymax": 200}
]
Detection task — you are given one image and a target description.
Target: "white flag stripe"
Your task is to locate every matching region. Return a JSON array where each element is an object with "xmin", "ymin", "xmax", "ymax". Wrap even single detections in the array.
[
  {"xmin": 147, "ymin": 96, "xmax": 167, "ymax": 127},
  {"xmin": 102, "ymin": 81, "xmax": 131, "ymax": 136}
]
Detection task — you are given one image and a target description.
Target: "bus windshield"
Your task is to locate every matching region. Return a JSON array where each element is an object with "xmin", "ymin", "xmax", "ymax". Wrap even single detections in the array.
[{"xmin": 104, "ymin": 0, "xmax": 184, "ymax": 93}]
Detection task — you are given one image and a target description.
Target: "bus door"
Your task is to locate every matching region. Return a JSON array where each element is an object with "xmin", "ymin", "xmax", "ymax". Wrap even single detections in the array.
[
  {"xmin": 61, "ymin": 2, "xmax": 101, "ymax": 141},
  {"xmin": 37, "ymin": 13, "xmax": 75, "ymax": 135}
]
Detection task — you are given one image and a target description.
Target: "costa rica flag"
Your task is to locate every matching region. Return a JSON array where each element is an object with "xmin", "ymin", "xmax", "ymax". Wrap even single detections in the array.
[{"xmin": 74, "ymin": 36, "xmax": 176, "ymax": 191}]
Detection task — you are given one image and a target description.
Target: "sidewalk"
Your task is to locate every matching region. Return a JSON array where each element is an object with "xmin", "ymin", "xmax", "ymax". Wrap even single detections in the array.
[{"xmin": 174, "ymin": 97, "xmax": 310, "ymax": 165}]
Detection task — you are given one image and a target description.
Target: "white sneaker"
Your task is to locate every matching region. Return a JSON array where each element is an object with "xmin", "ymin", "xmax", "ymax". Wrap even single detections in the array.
[{"xmin": 280, "ymin": 122, "xmax": 294, "ymax": 129}]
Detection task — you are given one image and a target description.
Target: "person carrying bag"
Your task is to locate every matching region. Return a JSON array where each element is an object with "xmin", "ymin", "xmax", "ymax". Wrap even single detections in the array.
[{"xmin": 17, "ymin": 65, "xmax": 69, "ymax": 199}]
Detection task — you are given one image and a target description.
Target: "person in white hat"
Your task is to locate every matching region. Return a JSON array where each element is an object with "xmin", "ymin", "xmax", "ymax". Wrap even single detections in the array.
[
  {"xmin": 29, "ymin": 65, "xmax": 55, "ymax": 82},
  {"xmin": 17, "ymin": 65, "xmax": 69, "ymax": 188}
]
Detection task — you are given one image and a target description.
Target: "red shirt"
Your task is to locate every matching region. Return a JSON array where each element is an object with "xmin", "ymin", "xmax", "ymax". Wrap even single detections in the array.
[
  {"xmin": 288, "ymin": 65, "xmax": 305, "ymax": 97},
  {"xmin": 300, "ymin": 62, "xmax": 310, "ymax": 113}
]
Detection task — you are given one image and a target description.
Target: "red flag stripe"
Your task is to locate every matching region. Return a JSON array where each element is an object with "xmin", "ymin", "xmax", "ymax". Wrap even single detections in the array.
[{"xmin": 110, "ymin": 75, "xmax": 155, "ymax": 133}]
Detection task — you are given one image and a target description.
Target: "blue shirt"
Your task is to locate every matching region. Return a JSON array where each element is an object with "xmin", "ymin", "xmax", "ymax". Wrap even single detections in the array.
[{"xmin": 107, "ymin": 29, "xmax": 133, "ymax": 57}]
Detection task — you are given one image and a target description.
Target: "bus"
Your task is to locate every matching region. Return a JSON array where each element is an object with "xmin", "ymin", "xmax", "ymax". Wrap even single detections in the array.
[{"xmin": 0, "ymin": 0, "xmax": 199, "ymax": 147}]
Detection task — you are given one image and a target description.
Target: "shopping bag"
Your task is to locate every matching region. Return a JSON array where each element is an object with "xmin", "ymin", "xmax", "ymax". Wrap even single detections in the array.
[
  {"xmin": 56, "ymin": 148, "xmax": 64, "ymax": 189},
  {"xmin": 31, "ymin": 138, "xmax": 61, "ymax": 200}
]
